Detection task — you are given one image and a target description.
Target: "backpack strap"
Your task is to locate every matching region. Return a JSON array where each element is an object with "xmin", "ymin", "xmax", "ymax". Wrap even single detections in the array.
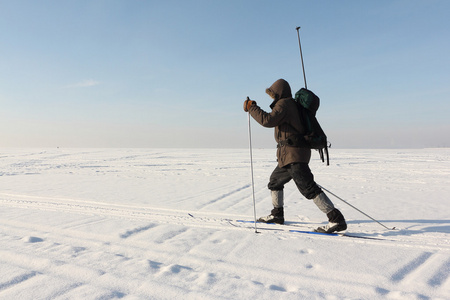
[
  {"xmin": 317, "ymin": 147, "xmax": 330, "ymax": 166},
  {"xmin": 318, "ymin": 149, "xmax": 324, "ymax": 163}
]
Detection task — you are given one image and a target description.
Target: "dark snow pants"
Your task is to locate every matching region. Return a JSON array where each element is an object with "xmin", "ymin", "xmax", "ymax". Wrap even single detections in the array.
[{"xmin": 268, "ymin": 163, "xmax": 322, "ymax": 200}]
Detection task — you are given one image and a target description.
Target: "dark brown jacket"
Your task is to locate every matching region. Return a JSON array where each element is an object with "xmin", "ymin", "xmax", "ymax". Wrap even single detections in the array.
[{"xmin": 249, "ymin": 79, "xmax": 311, "ymax": 167}]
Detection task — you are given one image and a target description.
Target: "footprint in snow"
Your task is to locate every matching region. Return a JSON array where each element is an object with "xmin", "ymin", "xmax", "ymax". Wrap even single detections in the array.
[
  {"xmin": 196, "ymin": 272, "xmax": 217, "ymax": 286},
  {"xmin": 269, "ymin": 284, "xmax": 287, "ymax": 292},
  {"xmin": 299, "ymin": 248, "xmax": 314, "ymax": 254},
  {"xmin": 22, "ymin": 236, "xmax": 44, "ymax": 243},
  {"xmin": 148, "ymin": 260, "xmax": 163, "ymax": 272},
  {"xmin": 159, "ymin": 264, "xmax": 193, "ymax": 276}
]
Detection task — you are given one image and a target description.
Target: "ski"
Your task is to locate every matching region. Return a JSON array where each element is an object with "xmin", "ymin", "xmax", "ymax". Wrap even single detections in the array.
[
  {"xmin": 233, "ymin": 219, "xmax": 388, "ymax": 240},
  {"xmin": 289, "ymin": 229, "xmax": 339, "ymax": 236},
  {"xmin": 188, "ymin": 214, "xmax": 389, "ymax": 241},
  {"xmin": 234, "ymin": 219, "xmax": 310, "ymax": 228},
  {"xmin": 233, "ymin": 220, "xmax": 341, "ymax": 236},
  {"xmin": 288, "ymin": 229, "xmax": 388, "ymax": 240}
]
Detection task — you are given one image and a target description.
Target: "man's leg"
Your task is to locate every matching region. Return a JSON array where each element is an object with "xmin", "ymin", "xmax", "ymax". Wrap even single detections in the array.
[
  {"xmin": 267, "ymin": 165, "xmax": 292, "ymax": 191},
  {"xmin": 288, "ymin": 163, "xmax": 347, "ymax": 233},
  {"xmin": 258, "ymin": 166, "xmax": 292, "ymax": 224},
  {"xmin": 287, "ymin": 163, "xmax": 321, "ymax": 199}
]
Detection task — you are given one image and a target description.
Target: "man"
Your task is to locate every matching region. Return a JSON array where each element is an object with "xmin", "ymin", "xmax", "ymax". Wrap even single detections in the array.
[{"xmin": 243, "ymin": 79, "xmax": 347, "ymax": 233}]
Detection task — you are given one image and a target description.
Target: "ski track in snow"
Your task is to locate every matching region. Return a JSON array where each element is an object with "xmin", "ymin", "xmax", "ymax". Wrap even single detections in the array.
[{"xmin": 0, "ymin": 148, "xmax": 449, "ymax": 300}]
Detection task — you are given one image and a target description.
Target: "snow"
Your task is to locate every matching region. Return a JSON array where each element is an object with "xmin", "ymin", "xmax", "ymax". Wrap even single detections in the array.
[{"xmin": 0, "ymin": 148, "xmax": 449, "ymax": 300}]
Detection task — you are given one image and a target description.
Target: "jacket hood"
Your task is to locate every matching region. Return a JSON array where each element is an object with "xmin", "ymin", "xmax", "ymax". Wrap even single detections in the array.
[{"xmin": 266, "ymin": 79, "xmax": 292, "ymax": 100}]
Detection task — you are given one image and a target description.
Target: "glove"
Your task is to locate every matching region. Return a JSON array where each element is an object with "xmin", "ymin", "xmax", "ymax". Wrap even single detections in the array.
[{"xmin": 243, "ymin": 97, "xmax": 256, "ymax": 112}]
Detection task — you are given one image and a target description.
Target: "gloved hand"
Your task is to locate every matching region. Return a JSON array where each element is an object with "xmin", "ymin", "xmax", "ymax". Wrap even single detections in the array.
[{"xmin": 243, "ymin": 97, "xmax": 256, "ymax": 112}]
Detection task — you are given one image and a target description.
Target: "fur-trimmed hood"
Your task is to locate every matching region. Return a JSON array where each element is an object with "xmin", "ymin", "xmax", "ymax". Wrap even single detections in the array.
[{"xmin": 266, "ymin": 79, "xmax": 292, "ymax": 108}]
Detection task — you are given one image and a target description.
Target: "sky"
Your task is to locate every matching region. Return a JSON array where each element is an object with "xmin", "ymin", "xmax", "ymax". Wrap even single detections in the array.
[{"xmin": 0, "ymin": 0, "xmax": 449, "ymax": 149}]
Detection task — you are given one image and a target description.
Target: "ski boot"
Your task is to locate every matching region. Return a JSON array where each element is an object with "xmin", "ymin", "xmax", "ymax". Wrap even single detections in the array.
[
  {"xmin": 257, "ymin": 207, "xmax": 284, "ymax": 224},
  {"xmin": 315, "ymin": 208, "xmax": 347, "ymax": 233}
]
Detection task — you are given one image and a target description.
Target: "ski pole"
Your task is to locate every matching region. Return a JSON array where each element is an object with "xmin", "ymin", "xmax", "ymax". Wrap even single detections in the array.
[
  {"xmin": 319, "ymin": 185, "xmax": 396, "ymax": 230},
  {"xmin": 247, "ymin": 97, "xmax": 259, "ymax": 233},
  {"xmin": 296, "ymin": 26, "xmax": 307, "ymax": 89}
]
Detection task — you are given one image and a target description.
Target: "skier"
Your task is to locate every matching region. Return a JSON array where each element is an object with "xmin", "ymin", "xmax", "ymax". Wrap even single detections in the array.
[{"xmin": 243, "ymin": 79, "xmax": 347, "ymax": 233}]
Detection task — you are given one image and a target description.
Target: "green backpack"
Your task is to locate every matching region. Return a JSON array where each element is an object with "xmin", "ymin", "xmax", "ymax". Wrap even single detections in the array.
[{"xmin": 294, "ymin": 88, "xmax": 329, "ymax": 165}]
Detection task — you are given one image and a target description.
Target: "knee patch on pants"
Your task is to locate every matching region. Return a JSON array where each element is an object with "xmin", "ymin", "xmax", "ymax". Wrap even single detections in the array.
[
  {"xmin": 271, "ymin": 190, "xmax": 284, "ymax": 208},
  {"xmin": 313, "ymin": 192, "xmax": 335, "ymax": 214}
]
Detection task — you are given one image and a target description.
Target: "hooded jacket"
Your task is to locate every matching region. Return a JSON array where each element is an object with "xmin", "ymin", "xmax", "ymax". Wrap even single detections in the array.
[{"xmin": 249, "ymin": 79, "xmax": 311, "ymax": 167}]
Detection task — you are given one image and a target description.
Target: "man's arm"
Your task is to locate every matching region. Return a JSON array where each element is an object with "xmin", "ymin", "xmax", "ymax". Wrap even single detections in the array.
[{"xmin": 248, "ymin": 100, "xmax": 287, "ymax": 128}]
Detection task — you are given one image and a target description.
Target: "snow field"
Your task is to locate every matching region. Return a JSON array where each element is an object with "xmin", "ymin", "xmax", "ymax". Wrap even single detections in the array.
[{"xmin": 0, "ymin": 148, "xmax": 449, "ymax": 299}]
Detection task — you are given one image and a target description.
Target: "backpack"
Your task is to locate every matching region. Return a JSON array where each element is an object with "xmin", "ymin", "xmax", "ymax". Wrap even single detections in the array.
[{"xmin": 294, "ymin": 88, "xmax": 330, "ymax": 165}]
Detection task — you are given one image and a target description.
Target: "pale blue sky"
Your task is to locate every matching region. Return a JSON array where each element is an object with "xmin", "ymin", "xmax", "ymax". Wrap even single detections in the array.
[{"xmin": 0, "ymin": 0, "xmax": 449, "ymax": 148}]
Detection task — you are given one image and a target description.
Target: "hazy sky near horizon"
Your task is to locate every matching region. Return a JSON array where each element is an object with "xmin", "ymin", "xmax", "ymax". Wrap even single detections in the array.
[{"xmin": 1, "ymin": 0, "xmax": 449, "ymax": 149}]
